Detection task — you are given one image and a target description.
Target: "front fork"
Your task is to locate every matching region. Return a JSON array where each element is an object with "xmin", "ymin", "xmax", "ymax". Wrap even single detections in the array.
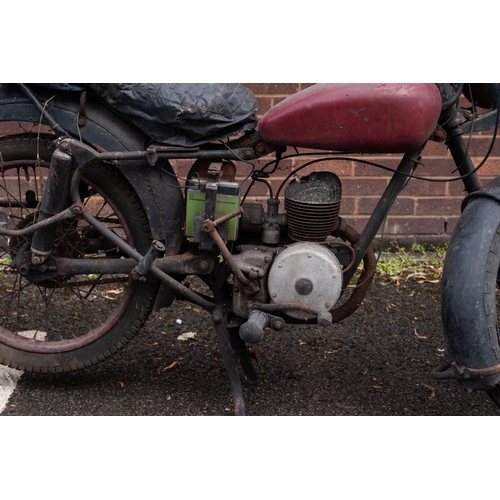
[{"xmin": 439, "ymin": 83, "xmax": 482, "ymax": 195}]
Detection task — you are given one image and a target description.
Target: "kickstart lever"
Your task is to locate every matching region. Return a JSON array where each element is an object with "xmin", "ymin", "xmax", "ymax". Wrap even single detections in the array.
[{"xmin": 239, "ymin": 310, "xmax": 285, "ymax": 343}]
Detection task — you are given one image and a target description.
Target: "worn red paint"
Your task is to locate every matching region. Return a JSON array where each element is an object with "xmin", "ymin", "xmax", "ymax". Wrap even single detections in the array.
[{"xmin": 259, "ymin": 83, "xmax": 442, "ymax": 153}]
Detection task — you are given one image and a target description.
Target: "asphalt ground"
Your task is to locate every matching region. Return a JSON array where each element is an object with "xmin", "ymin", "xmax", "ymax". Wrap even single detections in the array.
[
  {"xmin": 3, "ymin": 265, "xmax": 500, "ymax": 500},
  {"xmin": 2, "ymin": 273, "xmax": 500, "ymax": 417}
]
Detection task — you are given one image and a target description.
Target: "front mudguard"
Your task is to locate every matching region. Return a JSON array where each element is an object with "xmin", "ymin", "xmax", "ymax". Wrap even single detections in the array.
[
  {"xmin": 0, "ymin": 83, "xmax": 184, "ymax": 256},
  {"xmin": 440, "ymin": 176, "xmax": 500, "ymax": 390}
]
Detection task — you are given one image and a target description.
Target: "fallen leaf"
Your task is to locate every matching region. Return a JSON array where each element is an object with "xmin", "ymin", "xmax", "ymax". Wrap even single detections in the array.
[
  {"xmin": 161, "ymin": 361, "xmax": 178, "ymax": 371},
  {"xmin": 423, "ymin": 384, "xmax": 436, "ymax": 399},
  {"xmin": 414, "ymin": 328, "xmax": 427, "ymax": 339},
  {"xmin": 298, "ymin": 340, "xmax": 307, "ymax": 345},
  {"xmin": 177, "ymin": 332, "xmax": 197, "ymax": 341}
]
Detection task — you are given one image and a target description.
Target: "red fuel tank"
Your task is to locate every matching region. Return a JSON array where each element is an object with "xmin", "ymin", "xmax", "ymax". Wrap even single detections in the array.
[{"xmin": 259, "ymin": 83, "xmax": 442, "ymax": 153}]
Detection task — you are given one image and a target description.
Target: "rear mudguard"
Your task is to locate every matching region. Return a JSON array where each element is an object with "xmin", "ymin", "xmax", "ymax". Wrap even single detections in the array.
[
  {"xmin": 441, "ymin": 176, "xmax": 500, "ymax": 390},
  {"xmin": 0, "ymin": 83, "xmax": 184, "ymax": 257}
]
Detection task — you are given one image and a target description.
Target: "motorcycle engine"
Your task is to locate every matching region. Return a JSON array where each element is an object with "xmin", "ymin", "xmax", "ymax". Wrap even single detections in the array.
[
  {"xmin": 267, "ymin": 171, "xmax": 344, "ymax": 319},
  {"xmin": 234, "ymin": 171, "xmax": 345, "ymax": 320},
  {"xmin": 267, "ymin": 242, "xmax": 343, "ymax": 320}
]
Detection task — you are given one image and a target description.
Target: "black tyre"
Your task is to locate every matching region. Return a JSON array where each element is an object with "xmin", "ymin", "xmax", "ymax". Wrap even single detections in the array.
[
  {"xmin": 441, "ymin": 177, "xmax": 500, "ymax": 396},
  {"xmin": 0, "ymin": 134, "xmax": 159, "ymax": 372}
]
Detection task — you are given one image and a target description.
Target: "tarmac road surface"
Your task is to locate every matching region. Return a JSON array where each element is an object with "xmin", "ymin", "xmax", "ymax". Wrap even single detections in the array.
[{"xmin": 1, "ymin": 276, "xmax": 500, "ymax": 416}]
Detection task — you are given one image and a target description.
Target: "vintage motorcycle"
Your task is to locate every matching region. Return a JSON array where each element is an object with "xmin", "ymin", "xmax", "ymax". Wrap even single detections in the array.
[{"xmin": 0, "ymin": 82, "xmax": 499, "ymax": 415}]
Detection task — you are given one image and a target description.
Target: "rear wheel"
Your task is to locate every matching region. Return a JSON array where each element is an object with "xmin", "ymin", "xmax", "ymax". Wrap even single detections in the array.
[{"xmin": 0, "ymin": 135, "xmax": 159, "ymax": 372}]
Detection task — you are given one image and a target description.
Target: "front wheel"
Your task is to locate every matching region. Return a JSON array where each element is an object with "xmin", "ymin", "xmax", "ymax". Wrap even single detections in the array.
[
  {"xmin": 0, "ymin": 135, "xmax": 159, "ymax": 372},
  {"xmin": 441, "ymin": 178, "xmax": 500, "ymax": 399}
]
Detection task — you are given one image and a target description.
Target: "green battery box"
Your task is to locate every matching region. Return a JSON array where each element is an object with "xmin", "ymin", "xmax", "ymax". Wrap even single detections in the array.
[{"xmin": 185, "ymin": 180, "xmax": 240, "ymax": 241}]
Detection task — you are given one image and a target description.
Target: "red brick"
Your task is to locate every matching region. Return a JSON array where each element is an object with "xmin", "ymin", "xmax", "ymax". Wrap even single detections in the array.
[
  {"xmin": 467, "ymin": 136, "xmax": 500, "ymax": 157},
  {"xmin": 353, "ymin": 157, "xmax": 402, "ymax": 177},
  {"xmin": 447, "ymin": 180, "xmax": 472, "ymax": 197},
  {"xmin": 272, "ymin": 97, "xmax": 290, "ymax": 106},
  {"xmin": 415, "ymin": 157, "xmax": 460, "ymax": 177},
  {"xmin": 353, "ymin": 155, "xmax": 459, "ymax": 180},
  {"xmin": 341, "ymin": 178, "xmax": 388, "ymax": 197},
  {"xmin": 399, "ymin": 179, "xmax": 447, "ymax": 197},
  {"xmin": 384, "ymin": 217, "xmax": 448, "ymax": 235},
  {"xmin": 416, "ymin": 198, "xmax": 463, "ymax": 216},
  {"xmin": 292, "ymin": 159, "xmax": 354, "ymax": 177},
  {"xmin": 481, "ymin": 177, "xmax": 497, "ymax": 184},
  {"xmin": 240, "ymin": 179, "xmax": 274, "ymax": 197},
  {"xmin": 445, "ymin": 217, "xmax": 460, "ymax": 234},
  {"xmin": 339, "ymin": 197, "xmax": 355, "ymax": 216},
  {"xmin": 343, "ymin": 216, "xmax": 369, "ymax": 233},
  {"xmin": 357, "ymin": 197, "xmax": 415, "ymax": 216},
  {"xmin": 345, "ymin": 215, "xmax": 451, "ymax": 237},
  {"xmin": 244, "ymin": 83, "xmax": 299, "ymax": 95},
  {"xmin": 475, "ymin": 158, "xmax": 500, "ymax": 177},
  {"xmin": 422, "ymin": 140, "xmax": 450, "ymax": 156},
  {"xmin": 256, "ymin": 97, "xmax": 272, "ymax": 115}
]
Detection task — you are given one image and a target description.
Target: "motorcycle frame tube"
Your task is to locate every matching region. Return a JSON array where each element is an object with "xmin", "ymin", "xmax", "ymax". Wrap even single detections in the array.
[
  {"xmin": 52, "ymin": 253, "xmax": 214, "ymax": 277},
  {"xmin": 342, "ymin": 145, "xmax": 427, "ymax": 288}
]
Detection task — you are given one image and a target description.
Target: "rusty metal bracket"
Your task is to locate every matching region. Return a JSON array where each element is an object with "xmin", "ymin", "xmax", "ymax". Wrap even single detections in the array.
[
  {"xmin": 432, "ymin": 361, "xmax": 500, "ymax": 380},
  {"xmin": 201, "ymin": 207, "xmax": 260, "ymax": 296},
  {"xmin": 78, "ymin": 90, "xmax": 87, "ymax": 129},
  {"xmin": 0, "ymin": 205, "xmax": 81, "ymax": 238},
  {"xmin": 199, "ymin": 162, "xmax": 221, "ymax": 251},
  {"xmin": 251, "ymin": 302, "xmax": 333, "ymax": 327},
  {"xmin": 131, "ymin": 240, "xmax": 165, "ymax": 280}
]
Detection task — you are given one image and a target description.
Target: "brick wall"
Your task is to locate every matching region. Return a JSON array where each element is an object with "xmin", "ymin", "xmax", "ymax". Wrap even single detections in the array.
[{"xmin": 237, "ymin": 83, "xmax": 500, "ymax": 248}]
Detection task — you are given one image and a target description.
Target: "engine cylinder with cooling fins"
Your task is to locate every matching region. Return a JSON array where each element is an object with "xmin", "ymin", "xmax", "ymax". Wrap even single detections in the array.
[{"xmin": 284, "ymin": 171, "xmax": 342, "ymax": 241}]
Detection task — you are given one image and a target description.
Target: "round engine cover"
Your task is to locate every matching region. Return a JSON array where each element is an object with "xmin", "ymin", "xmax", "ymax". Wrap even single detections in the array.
[{"xmin": 267, "ymin": 242, "xmax": 343, "ymax": 320}]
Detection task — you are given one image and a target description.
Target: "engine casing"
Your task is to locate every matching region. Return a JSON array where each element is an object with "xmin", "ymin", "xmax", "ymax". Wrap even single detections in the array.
[{"xmin": 267, "ymin": 242, "xmax": 343, "ymax": 320}]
